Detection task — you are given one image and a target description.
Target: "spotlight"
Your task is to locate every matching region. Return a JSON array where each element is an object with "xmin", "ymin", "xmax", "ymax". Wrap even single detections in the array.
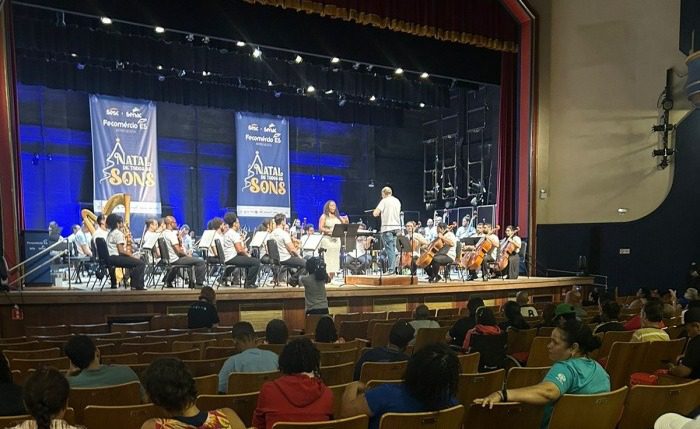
[
  {"xmin": 236, "ymin": 41, "xmax": 246, "ymax": 47},
  {"xmin": 156, "ymin": 65, "xmax": 163, "ymax": 70},
  {"xmin": 252, "ymin": 48, "xmax": 262, "ymax": 58},
  {"xmin": 324, "ymin": 89, "xmax": 334, "ymax": 95},
  {"xmin": 294, "ymin": 55, "xmax": 303, "ymax": 64},
  {"xmin": 419, "ymin": 102, "xmax": 425, "ymax": 108},
  {"xmin": 338, "ymin": 95, "xmax": 347, "ymax": 107},
  {"xmin": 352, "ymin": 62, "xmax": 361, "ymax": 70},
  {"xmin": 394, "ymin": 67, "xmax": 404, "ymax": 75},
  {"xmin": 70, "ymin": 53, "xmax": 77, "ymax": 58},
  {"xmin": 185, "ymin": 33, "xmax": 195, "ymax": 42},
  {"xmin": 154, "ymin": 26, "xmax": 165, "ymax": 34},
  {"xmin": 100, "ymin": 16, "xmax": 112, "ymax": 25},
  {"xmin": 420, "ymin": 72, "xmax": 429, "ymax": 79},
  {"xmin": 202, "ymin": 36, "xmax": 210, "ymax": 44},
  {"xmin": 202, "ymin": 71, "xmax": 210, "ymax": 76},
  {"xmin": 177, "ymin": 69, "xmax": 186, "ymax": 77},
  {"xmin": 157, "ymin": 75, "xmax": 165, "ymax": 82},
  {"xmin": 306, "ymin": 85, "xmax": 316, "ymax": 93},
  {"xmin": 369, "ymin": 95, "xmax": 376, "ymax": 102},
  {"xmin": 115, "ymin": 61, "xmax": 125, "ymax": 71},
  {"xmin": 425, "ymin": 202, "xmax": 435, "ymax": 211},
  {"xmin": 330, "ymin": 57, "xmax": 340, "ymax": 64},
  {"xmin": 76, "ymin": 63, "xmax": 85, "ymax": 70},
  {"xmin": 267, "ymin": 80, "xmax": 273, "ymax": 86},
  {"xmin": 366, "ymin": 65, "xmax": 373, "ymax": 72}
]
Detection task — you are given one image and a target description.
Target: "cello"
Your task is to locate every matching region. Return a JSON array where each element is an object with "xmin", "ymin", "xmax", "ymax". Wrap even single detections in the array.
[
  {"xmin": 466, "ymin": 225, "xmax": 500, "ymax": 270},
  {"xmin": 496, "ymin": 227, "xmax": 520, "ymax": 271},
  {"xmin": 416, "ymin": 224, "xmax": 453, "ymax": 268}
]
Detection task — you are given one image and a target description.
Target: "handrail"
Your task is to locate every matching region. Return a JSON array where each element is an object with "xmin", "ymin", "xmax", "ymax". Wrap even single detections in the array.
[
  {"xmin": 8, "ymin": 238, "xmax": 70, "ymax": 288},
  {"xmin": 8, "ymin": 238, "xmax": 67, "ymax": 272}
]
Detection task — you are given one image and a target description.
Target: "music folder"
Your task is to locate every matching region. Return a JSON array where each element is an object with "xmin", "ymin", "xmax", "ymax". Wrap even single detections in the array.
[
  {"xmin": 302, "ymin": 233, "xmax": 323, "ymax": 252},
  {"xmin": 249, "ymin": 231, "xmax": 269, "ymax": 248},
  {"xmin": 198, "ymin": 230, "xmax": 217, "ymax": 249}
]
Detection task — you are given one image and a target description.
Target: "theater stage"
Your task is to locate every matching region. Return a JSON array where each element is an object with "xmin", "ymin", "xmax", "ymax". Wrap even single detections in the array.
[{"xmin": 0, "ymin": 276, "xmax": 594, "ymax": 337}]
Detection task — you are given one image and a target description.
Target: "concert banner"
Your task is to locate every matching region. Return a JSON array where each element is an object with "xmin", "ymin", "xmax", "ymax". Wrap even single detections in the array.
[
  {"xmin": 236, "ymin": 112, "xmax": 290, "ymax": 218},
  {"xmin": 89, "ymin": 95, "xmax": 161, "ymax": 218}
]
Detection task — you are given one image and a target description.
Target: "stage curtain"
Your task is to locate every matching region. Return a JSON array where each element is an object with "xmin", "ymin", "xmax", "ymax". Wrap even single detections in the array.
[
  {"xmin": 496, "ymin": 52, "xmax": 516, "ymax": 229},
  {"xmin": 243, "ymin": 0, "xmax": 518, "ymax": 53}
]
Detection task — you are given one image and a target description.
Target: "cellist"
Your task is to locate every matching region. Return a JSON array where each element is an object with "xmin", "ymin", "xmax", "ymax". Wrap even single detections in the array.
[
  {"xmin": 481, "ymin": 224, "xmax": 500, "ymax": 280},
  {"xmin": 425, "ymin": 222, "xmax": 457, "ymax": 283},
  {"xmin": 403, "ymin": 221, "xmax": 428, "ymax": 276},
  {"xmin": 500, "ymin": 225, "xmax": 522, "ymax": 279}
]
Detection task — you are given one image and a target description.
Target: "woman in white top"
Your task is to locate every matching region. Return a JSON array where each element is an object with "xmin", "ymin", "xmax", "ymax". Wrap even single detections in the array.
[
  {"xmin": 318, "ymin": 200, "xmax": 348, "ymax": 278},
  {"xmin": 105, "ymin": 213, "xmax": 145, "ymax": 290}
]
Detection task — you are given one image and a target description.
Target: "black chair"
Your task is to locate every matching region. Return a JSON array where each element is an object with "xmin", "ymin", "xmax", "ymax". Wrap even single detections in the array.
[
  {"xmin": 469, "ymin": 332, "xmax": 508, "ymax": 372},
  {"xmin": 157, "ymin": 237, "xmax": 194, "ymax": 289},
  {"xmin": 266, "ymin": 239, "xmax": 288, "ymax": 288},
  {"xmin": 212, "ymin": 239, "xmax": 244, "ymax": 288},
  {"xmin": 446, "ymin": 241, "xmax": 463, "ymax": 281},
  {"xmin": 93, "ymin": 238, "xmax": 115, "ymax": 291}
]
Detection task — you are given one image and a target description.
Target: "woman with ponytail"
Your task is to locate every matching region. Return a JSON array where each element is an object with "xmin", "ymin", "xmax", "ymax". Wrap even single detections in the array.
[
  {"xmin": 10, "ymin": 367, "xmax": 82, "ymax": 429},
  {"xmin": 475, "ymin": 319, "xmax": 611, "ymax": 428}
]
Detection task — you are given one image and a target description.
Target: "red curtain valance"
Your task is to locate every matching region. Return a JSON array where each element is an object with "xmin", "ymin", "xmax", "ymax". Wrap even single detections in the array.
[{"xmin": 243, "ymin": 0, "xmax": 518, "ymax": 53}]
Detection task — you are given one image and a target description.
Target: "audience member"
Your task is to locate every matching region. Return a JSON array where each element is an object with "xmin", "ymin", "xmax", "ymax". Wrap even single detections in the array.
[
  {"xmin": 632, "ymin": 300, "xmax": 670, "ymax": 342},
  {"xmin": 667, "ymin": 308, "xmax": 700, "ymax": 379},
  {"xmin": 265, "ymin": 319, "xmax": 289, "ymax": 345},
  {"xmin": 463, "ymin": 307, "xmax": 502, "ymax": 351},
  {"xmin": 537, "ymin": 303, "xmax": 558, "ymax": 328},
  {"xmin": 0, "ymin": 352, "xmax": 24, "ymax": 416},
  {"xmin": 340, "ymin": 343, "xmax": 460, "ymax": 429},
  {"xmin": 593, "ymin": 301, "xmax": 625, "ymax": 334},
  {"xmin": 565, "ymin": 289, "xmax": 588, "ymax": 318},
  {"xmin": 9, "ymin": 367, "xmax": 81, "ymax": 429},
  {"xmin": 499, "ymin": 301, "xmax": 530, "ymax": 331},
  {"xmin": 475, "ymin": 320, "xmax": 610, "ymax": 428},
  {"xmin": 408, "ymin": 305, "xmax": 440, "ymax": 344},
  {"xmin": 218, "ymin": 322, "xmax": 279, "ymax": 393},
  {"xmin": 654, "ymin": 413, "xmax": 700, "ymax": 429},
  {"xmin": 628, "ymin": 287, "xmax": 651, "ymax": 311},
  {"xmin": 516, "ymin": 291, "xmax": 538, "ymax": 317},
  {"xmin": 354, "ymin": 321, "xmax": 414, "ymax": 380},
  {"xmin": 314, "ymin": 316, "xmax": 343, "ymax": 343},
  {"xmin": 553, "ymin": 303, "xmax": 577, "ymax": 326},
  {"xmin": 141, "ymin": 358, "xmax": 245, "ymax": 429},
  {"xmin": 448, "ymin": 297, "xmax": 484, "ymax": 347},
  {"xmin": 187, "ymin": 286, "xmax": 220, "ymax": 329},
  {"xmin": 302, "ymin": 257, "xmax": 329, "ymax": 315},
  {"xmin": 661, "ymin": 290, "xmax": 681, "ymax": 318},
  {"xmin": 684, "ymin": 287, "xmax": 699, "ymax": 306},
  {"xmin": 253, "ymin": 339, "xmax": 333, "ymax": 429},
  {"xmin": 64, "ymin": 335, "xmax": 140, "ymax": 388}
]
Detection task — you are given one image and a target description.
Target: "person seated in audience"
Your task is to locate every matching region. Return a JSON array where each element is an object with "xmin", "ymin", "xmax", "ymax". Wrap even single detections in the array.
[
  {"xmin": 0, "ymin": 352, "xmax": 24, "ymax": 416},
  {"xmin": 9, "ymin": 367, "xmax": 81, "ymax": 429},
  {"xmin": 684, "ymin": 287, "xmax": 699, "ymax": 307},
  {"xmin": 64, "ymin": 335, "xmax": 140, "ymax": 388},
  {"xmin": 593, "ymin": 301, "xmax": 625, "ymax": 334},
  {"xmin": 553, "ymin": 303, "xmax": 578, "ymax": 326},
  {"xmin": 655, "ymin": 412, "xmax": 700, "ymax": 429},
  {"xmin": 462, "ymin": 307, "xmax": 502, "ymax": 351},
  {"xmin": 627, "ymin": 287, "xmax": 651, "ymax": 311},
  {"xmin": 340, "ymin": 343, "xmax": 460, "ymax": 429},
  {"xmin": 499, "ymin": 301, "xmax": 530, "ymax": 331},
  {"xmin": 253, "ymin": 338, "xmax": 333, "ymax": 429},
  {"xmin": 302, "ymin": 257, "xmax": 330, "ymax": 315},
  {"xmin": 624, "ymin": 297, "xmax": 666, "ymax": 331},
  {"xmin": 448, "ymin": 296, "xmax": 485, "ymax": 347},
  {"xmin": 218, "ymin": 322, "xmax": 279, "ymax": 393},
  {"xmin": 141, "ymin": 358, "xmax": 245, "ymax": 429},
  {"xmin": 314, "ymin": 316, "xmax": 344, "ymax": 343},
  {"xmin": 565, "ymin": 289, "xmax": 588, "ymax": 318},
  {"xmin": 536, "ymin": 303, "xmax": 558, "ymax": 328},
  {"xmin": 631, "ymin": 300, "xmax": 670, "ymax": 342},
  {"xmin": 666, "ymin": 308, "xmax": 700, "ymax": 379},
  {"xmin": 353, "ymin": 321, "xmax": 414, "ymax": 380},
  {"xmin": 661, "ymin": 289, "xmax": 681, "ymax": 318},
  {"xmin": 475, "ymin": 320, "xmax": 610, "ymax": 429},
  {"xmin": 408, "ymin": 304, "xmax": 440, "ymax": 343},
  {"xmin": 187, "ymin": 286, "xmax": 220, "ymax": 329},
  {"xmin": 265, "ymin": 319, "xmax": 289, "ymax": 345},
  {"xmin": 516, "ymin": 291, "xmax": 539, "ymax": 318}
]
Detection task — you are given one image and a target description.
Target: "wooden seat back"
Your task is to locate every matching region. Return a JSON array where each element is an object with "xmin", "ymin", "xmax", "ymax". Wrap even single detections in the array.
[
  {"xmin": 359, "ymin": 361, "xmax": 407, "ymax": 384},
  {"xmin": 595, "ymin": 330, "xmax": 634, "ymax": 360},
  {"xmin": 196, "ymin": 392, "xmax": 259, "ymax": 428},
  {"xmin": 321, "ymin": 348, "xmax": 358, "ymax": 366},
  {"xmin": 319, "ymin": 362, "xmax": 354, "ymax": 386},
  {"xmin": 258, "ymin": 343, "xmax": 285, "ymax": 354},
  {"xmin": 111, "ymin": 322, "xmax": 151, "ymax": 334},
  {"xmin": 3, "ymin": 347, "xmax": 61, "ymax": 361},
  {"xmin": 140, "ymin": 348, "xmax": 200, "ymax": 363},
  {"xmin": 618, "ymin": 379, "xmax": 700, "ymax": 429},
  {"xmin": 607, "ymin": 342, "xmax": 649, "ymax": 390},
  {"xmin": 120, "ymin": 341, "xmax": 169, "ymax": 355},
  {"xmin": 69, "ymin": 381, "xmax": 142, "ymax": 424},
  {"xmin": 182, "ymin": 357, "xmax": 228, "ymax": 377},
  {"xmin": 83, "ymin": 404, "xmax": 161, "ymax": 429},
  {"xmin": 369, "ymin": 322, "xmax": 395, "ymax": 347},
  {"xmin": 456, "ymin": 370, "xmax": 506, "ymax": 412},
  {"xmin": 193, "ymin": 374, "xmax": 218, "ymax": 395},
  {"xmin": 10, "ymin": 356, "xmax": 70, "ymax": 373},
  {"xmin": 506, "ymin": 328, "xmax": 538, "ymax": 355},
  {"xmin": 100, "ymin": 353, "xmax": 139, "ymax": 365},
  {"xmin": 639, "ymin": 338, "xmax": 687, "ymax": 372},
  {"xmin": 378, "ymin": 404, "xmax": 464, "ymax": 429},
  {"xmin": 458, "ymin": 352, "xmax": 480, "ymax": 374},
  {"xmin": 548, "ymin": 387, "xmax": 628, "ymax": 429},
  {"xmin": 361, "ymin": 311, "xmax": 388, "ymax": 321},
  {"xmin": 525, "ymin": 337, "xmax": 554, "ymax": 367},
  {"xmin": 466, "ymin": 403, "xmax": 545, "ymax": 429},
  {"xmin": 506, "ymin": 366, "xmax": 551, "ymax": 389},
  {"xmin": 339, "ymin": 320, "xmax": 369, "ymax": 341},
  {"xmin": 227, "ymin": 371, "xmax": 281, "ymax": 394},
  {"xmin": 204, "ymin": 345, "xmax": 237, "ymax": 359},
  {"xmin": 328, "ymin": 382, "xmax": 351, "ymax": 418},
  {"xmin": 413, "ymin": 327, "xmax": 449, "ymax": 353},
  {"xmin": 314, "ymin": 339, "xmax": 363, "ymax": 352},
  {"xmin": 70, "ymin": 323, "xmax": 110, "ymax": 334},
  {"xmin": 25, "ymin": 325, "xmax": 71, "ymax": 337},
  {"xmin": 274, "ymin": 415, "xmax": 370, "ymax": 429}
]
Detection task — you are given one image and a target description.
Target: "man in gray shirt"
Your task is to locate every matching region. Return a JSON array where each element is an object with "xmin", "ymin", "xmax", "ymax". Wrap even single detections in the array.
[{"xmin": 301, "ymin": 257, "xmax": 329, "ymax": 315}]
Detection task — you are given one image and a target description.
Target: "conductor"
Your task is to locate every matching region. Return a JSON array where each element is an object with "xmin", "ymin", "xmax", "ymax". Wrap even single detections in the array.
[{"xmin": 372, "ymin": 186, "xmax": 402, "ymax": 274}]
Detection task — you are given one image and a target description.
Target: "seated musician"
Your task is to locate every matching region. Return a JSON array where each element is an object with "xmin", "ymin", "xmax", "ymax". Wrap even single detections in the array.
[
  {"xmin": 345, "ymin": 229, "xmax": 371, "ymax": 275},
  {"xmin": 424, "ymin": 222, "xmax": 456, "ymax": 283},
  {"xmin": 481, "ymin": 223, "xmax": 500, "ymax": 281},
  {"xmin": 222, "ymin": 212, "xmax": 261, "ymax": 289},
  {"xmin": 162, "ymin": 215, "xmax": 207, "ymax": 288},
  {"xmin": 403, "ymin": 221, "xmax": 428, "ymax": 275},
  {"xmin": 300, "ymin": 224, "xmax": 316, "ymax": 259},
  {"xmin": 500, "ymin": 225, "xmax": 522, "ymax": 279},
  {"xmin": 141, "ymin": 218, "xmax": 162, "ymax": 263},
  {"xmin": 206, "ymin": 217, "xmax": 227, "ymax": 263},
  {"xmin": 270, "ymin": 213, "xmax": 306, "ymax": 287},
  {"xmin": 105, "ymin": 213, "xmax": 145, "ymax": 290},
  {"xmin": 455, "ymin": 216, "xmax": 474, "ymax": 240}
]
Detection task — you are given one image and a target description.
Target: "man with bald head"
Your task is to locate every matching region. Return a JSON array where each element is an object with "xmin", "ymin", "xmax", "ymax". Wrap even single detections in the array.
[
  {"xmin": 162, "ymin": 215, "xmax": 206, "ymax": 288},
  {"xmin": 565, "ymin": 289, "xmax": 588, "ymax": 319},
  {"xmin": 516, "ymin": 291, "xmax": 538, "ymax": 318}
]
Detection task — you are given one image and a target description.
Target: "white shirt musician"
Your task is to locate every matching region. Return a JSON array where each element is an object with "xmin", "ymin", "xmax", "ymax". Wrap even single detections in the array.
[
  {"xmin": 480, "ymin": 223, "xmax": 500, "ymax": 280},
  {"xmin": 104, "ymin": 213, "xmax": 145, "ymax": 290},
  {"xmin": 222, "ymin": 212, "xmax": 260, "ymax": 288},
  {"xmin": 456, "ymin": 216, "xmax": 475, "ymax": 239},
  {"xmin": 161, "ymin": 216, "xmax": 207, "ymax": 288},
  {"xmin": 403, "ymin": 221, "xmax": 428, "ymax": 275},
  {"xmin": 270, "ymin": 213, "xmax": 306, "ymax": 286},
  {"xmin": 500, "ymin": 225, "xmax": 522, "ymax": 279},
  {"xmin": 423, "ymin": 223, "xmax": 456, "ymax": 283},
  {"xmin": 373, "ymin": 186, "xmax": 401, "ymax": 274}
]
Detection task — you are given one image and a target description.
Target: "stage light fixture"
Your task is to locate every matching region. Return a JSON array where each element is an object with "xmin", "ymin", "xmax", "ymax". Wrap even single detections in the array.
[
  {"xmin": 202, "ymin": 71, "xmax": 210, "ymax": 76},
  {"xmin": 156, "ymin": 65, "xmax": 163, "ymax": 70},
  {"xmin": 294, "ymin": 55, "xmax": 303, "ymax": 64},
  {"xmin": 420, "ymin": 72, "xmax": 429, "ymax": 79},
  {"xmin": 330, "ymin": 57, "xmax": 340, "ymax": 64},
  {"xmin": 338, "ymin": 95, "xmax": 347, "ymax": 107},
  {"xmin": 115, "ymin": 61, "xmax": 125, "ymax": 71},
  {"xmin": 177, "ymin": 69, "xmax": 186, "ymax": 77},
  {"xmin": 185, "ymin": 33, "xmax": 194, "ymax": 42},
  {"xmin": 267, "ymin": 80, "xmax": 273, "ymax": 86},
  {"xmin": 76, "ymin": 63, "xmax": 86, "ymax": 70},
  {"xmin": 100, "ymin": 16, "xmax": 112, "ymax": 25},
  {"xmin": 202, "ymin": 36, "xmax": 210, "ymax": 44},
  {"xmin": 369, "ymin": 95, "xmax": 376, "ymax": 101},
  {"xmin": 306, "ymin": 85, "xmax": 316, "ymax": 93},
  {"xmin": 154, "ymin": 26, "xmax": 165, "ymax": 34},
  {"xmin": 236, "ymin": 41, "xmax": 246, "ymax": 47},
  {"xmin": 252, "ymin": 48, "xmax": 262, "ymax": 58},
  {"xmin": 394, "ymin": 67, "xmax": 404, "ymax": 75},
  {"xmin": 157, "ymin": 75, "xmax": 165, "ymax": 82},
  {"xmin": 70, "ymin": 52, "xmax": 77, "ymax": 58},
  {"xmin": 324, "ymin": 89, "xmax": 333, "ymax": 95},
  {"xmin": 353, "ymin": 62, "xmax": 361, "ymax": 70},
  {"xmin": 419, "ymin": 102, "xmax": 425, "ymax": 108}
]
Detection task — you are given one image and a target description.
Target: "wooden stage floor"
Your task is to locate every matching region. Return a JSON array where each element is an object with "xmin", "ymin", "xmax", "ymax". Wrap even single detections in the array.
[{"xmin": 0, "ymin": 276, "xmax": 593, "ymax": 337}]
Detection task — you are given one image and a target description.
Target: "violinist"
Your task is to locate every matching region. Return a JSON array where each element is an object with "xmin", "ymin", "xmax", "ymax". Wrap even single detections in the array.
[
  {"xmin": 105, "ymin": 213, "xmax": 145, "ymax": 290},
  {"xmin": 162, "ymin": 215, "xmax": 207, "ymax": 288},
  {"xmin": 424, "ymin": 222, "xmax": 456, "ymax": 283},
  {"xmin": 403, "ymin": 221, "xmax": 428, "ymax": 276},
  {"xmin": 223, "ymin": 212, "xmax": 261, "ymax": 288},
  {"xmin": 501, "ymin": 225, "xmax": 522, "ymax": 279},
  {"xmin": 481, "ymin": 224, "xmax": 500, "ymax": 280}
]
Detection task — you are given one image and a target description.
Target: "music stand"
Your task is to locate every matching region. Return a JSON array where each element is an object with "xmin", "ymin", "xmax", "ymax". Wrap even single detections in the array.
[
  {"xmin": 396, "ymin": 235, "xmax": 415, "ymax": 283},
  {"xmin": 331, "ymin": 223, "xmax": 360, "ymax": 285},
  {"xmin": 302, "ymin": 233, "xmax": 324, "ymax": 256},
  {"xmin": 249, "ymin": 231, "xmax": 268, "ymax": 248}
]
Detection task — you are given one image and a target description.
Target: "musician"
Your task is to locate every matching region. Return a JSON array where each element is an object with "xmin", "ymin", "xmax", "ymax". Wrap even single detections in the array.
[
  {"xmin": 162, "ymin": 215, "xmax": 206, "ymax": 288},
  {"xmin": 141, "ymin": 218, "xmax": 161, "ymax": 263},
  {"xmin": 319, "ymin": 200, "xmax": 349, "ymax": 278},
  {"xmin": 423, "ymin": 218, "xmax": 437, "ymax": 242},
  {"xmin": 481, "ymin": 224, "xmax": 500, "ymax": 280},
  {"xmin": 92, "ymin": 215, "xmax": 108, "ymax": 243},
  {"xmin": 105, "ymin": 213, "xmax": 145, "ymax": 290},
  {"xmin": 222, "ymin": 212, "xmax": 261, "ymax": 288},
  {"xmin": 256, "ymin": 218, "xmax": 274, "ymax": 264},
  {"xmin": 179, "ymin": 224, "xmax": 193, "ymax": 256},
  {"xmin": 456, "ymin": 216, "xmax": 475, "ymax": 240},
  {"xmin": 501, "ymin": 225, "xmax": 522, "ymax": 279},
  {"xmin": 373, "ymin": 186, "xmax": 402, "ymax": 275},
  {"xmin": 270, "ymin": 213, "xmax": 306, "ymax": 286},
  {"xmin": 75, "ymin": 223, "xmax": 93, "ymax": 257},
  {"xmin": 300, "ymin": 224, "xmax": 316, "ymax": 258},
  {"xmin": 205, "ymin": 217, "xmax": 226, "ymax": 264},
  {"xmin": 345, "ymin": 224, "xmax": 371, "ymax": 274},
  {"xmin": 424, "ymin": 222, "xmax": 456, "ymax": 283},
  {"xmin": 404, "ymin": 221, "xmax": 428, "ymax": 276},
  {"xmin": 475, "ymin": 223, "xmax": 485, "ymax": 237}
]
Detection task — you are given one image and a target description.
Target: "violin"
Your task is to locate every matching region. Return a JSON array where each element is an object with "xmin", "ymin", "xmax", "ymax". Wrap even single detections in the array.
[
  {"xmin": 496, "ymin": 227, "xmax": 520, "ymax": 271},
  {"xmin": 466, "ymin": 225, "xmax": 500, "ymax": 270}
]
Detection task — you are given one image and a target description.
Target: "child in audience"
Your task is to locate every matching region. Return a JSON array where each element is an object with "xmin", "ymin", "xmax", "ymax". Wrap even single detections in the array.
[
  {"xmin": 667, "ymin": 308, "xmax": 700, "ymax": 379},
  {"xmin": 9, "ymin": 367, "xmax": 81, "ymax": 429},
  {"xmin": 448, "ymin": 297, "xmax": 484, "ymax": 347},
  {"xmin": 499, "ymin": 301, "xmax": 530, "ymax": 331},
  {"xmin": 0, "ymin": 351, "xmax": 24, "ymax": 416},
  {"xmin": 264, "ymin": 319, "xmax": 289, "ymax": 344},
  {"xmin": 463, "ymin": 307, "xmax": 502, "ymax": 351},
  {"xmin": 314, "ymin": 316, "xmax": 344, "ymax": 343},
  {"xmin": 593, "ymin": 301, "xmax": 625, "ymax": 334},
  {"xmin": 187, "ymin": 286, "xmax": 220, "ymax": 329},
  {"xmin": 354, "ymin": 321, "xmax": 414, "ymax": 380}
]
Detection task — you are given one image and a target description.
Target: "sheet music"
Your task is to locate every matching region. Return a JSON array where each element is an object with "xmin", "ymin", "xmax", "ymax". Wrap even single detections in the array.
[
  {"xmin": 141, "ymin": 231, "xmax": 161, "ymax": 250},
  {"xmin": 250, "ymin": 231, "xmax": 269, "ymax": 248},
  {"xmin": 302, "ymin": 233, "xmax": 323, "ymax": 251},
  {"xmin": 198, "ymin": 230, "xmax": 217, "ymax": 249}
]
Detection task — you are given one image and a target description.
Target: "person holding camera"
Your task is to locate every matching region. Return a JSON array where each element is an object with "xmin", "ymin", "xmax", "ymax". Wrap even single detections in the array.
[{"xmin": 302, "ymin": 257, "xmax": 330, "ymax": 315}]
